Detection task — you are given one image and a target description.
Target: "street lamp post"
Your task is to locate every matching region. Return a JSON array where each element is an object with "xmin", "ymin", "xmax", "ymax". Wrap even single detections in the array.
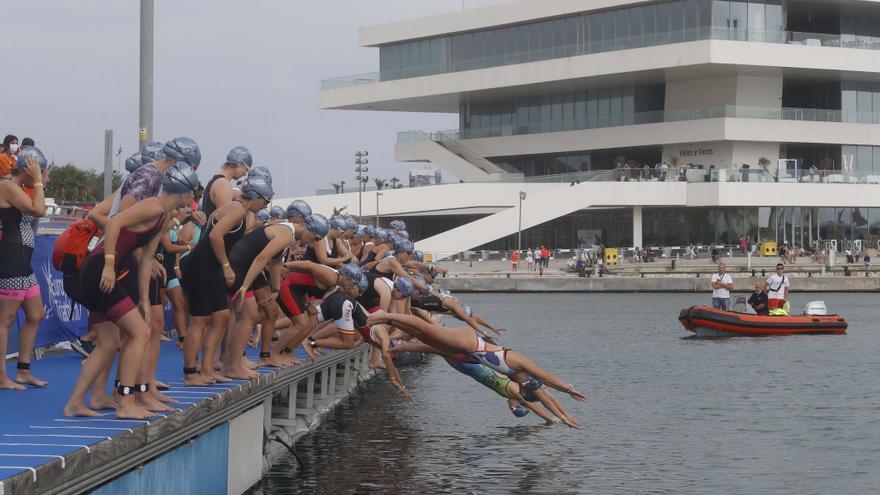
[
  {"xmin": 375, "ymin": 192, "xmax": 383, "ymax": 227},
  {"xmin": 355, "ymin": 151, "xmax": 369, "ymax": 221},
  {"xmin": 517, "ymin": 191, "xmax": 527, "ymax": 252},
  {"xmin": 114, "ymin": 145, "xmax": 123, "ymax": 175}
]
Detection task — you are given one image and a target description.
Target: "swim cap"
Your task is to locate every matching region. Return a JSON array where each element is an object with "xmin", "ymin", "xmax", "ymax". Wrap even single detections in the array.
[
  {"xmin": 356, "ymin": 275, "xmax": 369, "ymax": 293},
  {"xmin": 373, "ymin": 228, "xmax": 389, "ymax": 242},
  {"xmin": 412, "ymin": 250, "xmax": 424, "ymax": 262},
  {"xmin": 393, "ymin": 237, "xmax": 414, "ymax": 253},
  {"xmin": 248, "ymin": 166, "xmax": 272, "ymax": 180},
  {"xmin": 363, "ymin": 225, "xmax": 376, "ymax": 237},
  {"xmin": 345, "ymin": 216, "xmax": 358, "ymax": 232},
  {"xmin": 140, "ymin": 141, "xmax": 165, "ymax": 164},
  {"xmin": 162, "ymin": 137, "xmax": 201, "ymax": 169},
  {"xmin": 269, "ymin": 206, "xmax": 285, "ymax": 219},
  {"xmin": 125, "ymin": 152, "xmax": 144, "ymax": 173},
  {"xmin": 390, "ymin": 219, "xmax": 407, "ymax": 230},
  {"xmin": 241, "ymin": 175, "xmax": 274, "ymax": 202},
  {"xmin": 399, "ymin": 230, "xmax": 410, "ymax": 238},
  {"xmin": 255, "ymin": 209, "xmax": 270, "ymax": 222},
  {"xmin": 412, "ymin": 275, "xmax": 430, "ymax": 293},
  {"xmin": 338, "ymin": 263, "xmax": 365, "ymax": 288},
  {"xmin": 226, "ymin": 146, "xmax": 253, "ymax": 169},
  {"xmin": 328, "ymin": 216, "xmax": 347, "ymax": 232},
  {"xmin": 286, "ymin": 199, "xmax": 311, "ymax": 219},
  {"xmin": 511, "ymin": 404, "xmax": 530, "ymax": 418},
  {"xmin": 304, "ymin": 214, "xmax": 330, "ymax": 238},
  {"xmin": 521, "ymin": 378, "xmax": 543, "ymax": 402},
  {"xmin": 15, "ymin": 146, "xmax": 48, "ymax": 170},
  {"xmin": 460, "ymin": 304, "xmax": 473, "ymax": 318},
  {"xmin": 163, "ymin": 162, "xmax": 200, "ymax": 194},
  {"xmin": 393, "ymin": 277, "xmax": 414, "ymax": 298}
]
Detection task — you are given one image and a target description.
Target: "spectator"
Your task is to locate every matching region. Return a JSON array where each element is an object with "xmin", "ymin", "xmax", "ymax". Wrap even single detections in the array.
[
  {"xmin": 510, "ymin": 250, "xmax": 520, "ymax": 272},
  {"xmin": 747, "ymin": 282, "xmax": 769, "ymax": 315},
  {"xmin": 766, "ymin": 263, "xmax": 791, "ymax": 313},
  {"xmin": 864, "ymin": 253, "xmax": 871, "ymax": 269},
  {"xmin": 21, "ymin": 137, "xmax": 35, "ymax": 147},
  {"xmin": 533, "ymin": 247, "xmax": 542, "ymax": 273},
  {"xmin": 642, "ymin": 163, "xmax": 651, "ymax": 181},
  {"xmin": 845, "ymin": 248, "xmax": 854, "ymax": 264},
  {"xmin": 710, "ymin": 263, "xmax": 734, "ymax": 311},
  {"xmin": 526, "ymin": 248, "xmax": 534, "ymax": 271},
  {"xmin": 739, "ymin": 237, "xmax": 747, "ymax": 254},
  {"xmin": 541, "ymin": 246, "xmax": 551, "ymax": 268},
  {"xmin": 660, "ymin": 161, "xmax": 669, "ymax": 181},
  {"xmin": 0, "ymin": 135, "xmax": 19, "ymax": 176}
]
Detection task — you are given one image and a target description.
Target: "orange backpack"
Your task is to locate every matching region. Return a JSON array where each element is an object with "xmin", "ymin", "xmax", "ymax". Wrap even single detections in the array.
[{"xmin": 52, "ymin": 218, "xmax": 102, "ymax": 274}]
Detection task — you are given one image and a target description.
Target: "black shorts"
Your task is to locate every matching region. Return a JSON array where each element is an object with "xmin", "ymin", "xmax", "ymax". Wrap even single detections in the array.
[
  {"xmin": 80, "ymin": 253, "xmax": 141, "ymax": 323},
  {"xmin": 227, "ymin": 262, "xmax": 268, "ymax": 297},
  {"xmin": 180, "ymin": 255, "xmax": 228, "ymax": 317},
  {"xmin": 412, "ymin": 294, "xmax": 446, "ymax": 313}
]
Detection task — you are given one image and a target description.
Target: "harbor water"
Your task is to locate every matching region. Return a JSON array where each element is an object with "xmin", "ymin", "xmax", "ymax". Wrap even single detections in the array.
[{"xmin": 248, "ymin": 293, "xmax": 880, "ymax": 494}]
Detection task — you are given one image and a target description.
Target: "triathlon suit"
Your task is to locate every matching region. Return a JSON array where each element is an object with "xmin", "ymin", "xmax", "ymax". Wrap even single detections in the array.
[
  {"xmin": 165, "ymin": 225, "xmax": 200, "ymax": 291},
  {"xmin": 200, "ymin": 174, "xmax": 225, "ymax": 218},
  {"xmin": 461, "ymin": 335, "xmax": 516, "ymax": 378},
  {"xmin": 358, "ymin": 245, "xmax": 377, "ymax": 268},
  {"xmin": 304, "ymin": 236, "xmax": 339, "ymax": 264},
  {"xmin": 79, "ymin": 215, "xmax": 165, "ymax": 323},
  {"xmin": 278, "ymin": 269, "xmax": 328, "ymax": 318},
  {"xmin": 411, "ymin": 294, "xmax": 449, "ymax": 313},
  {"xmin": 446, "ymin": 358, "xmax": 514, "ymax": 399},
  {"xmin": 181, "ymin": 205, "xmax": 245, "ymax": 315},
  {"xmin": 314, "ymin": 292, "xmax": 367, "ymax": 337},
  {"xmin": 226, "ymin": 224, "xmax": 292, "ymax": 298},
  {"xmin": 357, "ymin": 275, "xmax": 392, "ymax": 312},
  {"xmin": 0, "ymin": 193, "xmax": 40, "ymax": 301}
]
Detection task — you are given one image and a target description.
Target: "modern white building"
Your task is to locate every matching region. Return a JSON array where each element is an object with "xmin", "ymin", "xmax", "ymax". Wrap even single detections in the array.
[{"xmin": 304, "ymin": 0, "xmax": 880, "ymax": 260}]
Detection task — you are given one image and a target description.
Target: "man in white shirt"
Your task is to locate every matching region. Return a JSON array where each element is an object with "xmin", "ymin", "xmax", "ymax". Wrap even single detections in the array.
[
  {"xmin": 766, "ymin": 263, "xmax": 791, "ymax": 312},
  {"xmin": 711, "ymin": 263, "xmax": 734, "ymax": 311}
]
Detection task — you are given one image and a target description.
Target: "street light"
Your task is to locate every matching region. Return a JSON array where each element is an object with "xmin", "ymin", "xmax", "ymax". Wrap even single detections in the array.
[
  {"xmin": 355, "ymin": 151, "xmax": 369, "ymax": 220},
  {"xmin": 375, "ymin": 191, "xmax": 383, "ymax": 227},
  {"xmin": 517, "ymin": 190, "xmax": 527, "ymax": 252},
  {"xmin": 114, "ymin": 145, "xmax": 124, "ymax": 175}
]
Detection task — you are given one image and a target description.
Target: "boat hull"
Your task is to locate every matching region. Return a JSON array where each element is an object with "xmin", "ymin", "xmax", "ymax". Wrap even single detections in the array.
[{"xmin": 678, "ymin": 306, "xmax": 847, "ymax": 336}]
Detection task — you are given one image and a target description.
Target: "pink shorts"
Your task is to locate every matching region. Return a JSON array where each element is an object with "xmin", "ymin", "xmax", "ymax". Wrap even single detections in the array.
[{"xmin": 0, "ymin": 284, "xmax": 40, "ymax": 301}]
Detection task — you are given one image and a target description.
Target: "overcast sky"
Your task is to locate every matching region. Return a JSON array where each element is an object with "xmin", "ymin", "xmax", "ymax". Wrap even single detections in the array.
[{"xmin": 3, "ymin": 0, "xmax": 503, "ymax": 197}]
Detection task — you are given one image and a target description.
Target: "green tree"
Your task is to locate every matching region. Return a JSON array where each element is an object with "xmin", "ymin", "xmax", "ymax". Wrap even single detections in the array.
[
  {"xmin": 47, "ymin": 163, "xmax": 122, "ymax": 204},
  {"xmin": 373, "ymin": 178, "xmax": 386, "ymax": 190}
]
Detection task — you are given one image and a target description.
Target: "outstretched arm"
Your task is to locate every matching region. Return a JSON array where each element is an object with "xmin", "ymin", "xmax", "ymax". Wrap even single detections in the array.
[
  {"xmin": 507, "ymin": 351, "xmax": 587, "ymax": 402},
  {"xmin": 373, "ymin": 325, "xmax": 413, "ymax": 402}
]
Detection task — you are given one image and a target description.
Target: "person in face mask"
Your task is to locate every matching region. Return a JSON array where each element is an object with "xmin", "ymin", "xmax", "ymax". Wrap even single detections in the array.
[{"xmin": 0, "ymin": 135, "xmax": 20, "ymax": 177}]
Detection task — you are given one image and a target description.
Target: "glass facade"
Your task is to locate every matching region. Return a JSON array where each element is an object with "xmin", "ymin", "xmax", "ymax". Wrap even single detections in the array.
[
  {"xmin": 784, "ymin": 144, "xmax": 880, "ymax": 180},
  {"xmin": 460, "ymin": 84, "xmax": 665, "ymax": 139},
  {"xmin": 378, "ymin": 1, "xmax": 802, "ymax": 80},
  {"xmin": 490, "ymin": 147, "xmax": 663, "ymax": 177}
]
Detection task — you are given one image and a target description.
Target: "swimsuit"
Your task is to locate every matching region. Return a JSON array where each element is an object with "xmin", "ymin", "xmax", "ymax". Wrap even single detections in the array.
[
  {"xmin": 448, "ymin": 359, "xmax": 514, "ymax": 399},
  {"xmin": 0, "ymin": 197, "xmax": 40, "ymax": 301}
]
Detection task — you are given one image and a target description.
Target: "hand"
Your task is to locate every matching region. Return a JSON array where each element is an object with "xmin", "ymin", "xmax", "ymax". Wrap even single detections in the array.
[
  {"xmin": 231, "ymin": 287, "xmax": 247, "ymax": 311},
  {"xmin": 223, "ymin": 266, "xmax": 235, "ymax": 287},
  {"xmin": 174, "ymin": 266, "xmax": 182, "ymax": 280},
  {"xmin": 494, "ymin": 327, "xmax": 508, "ymax": 334},
  {"xmin": 139, "ymin": 301, "xmax": 151, "ymax": 326},
  {"xmin": 393, "ymin": 381, "xmax": 414, "ymax": 402},
  {"xmin": 25, "ymin": 155, "xmax": 42, "ymax": 182},
  {"xmin": 566, "ymin": 385, "xmax": 587, "ymax": 402},
  {"xmin": 99, "ymin": 264, "xmax": 117, "ymax": 294},
  {"xmin": 191, "ymin": 210, "xmax": 207, "ymax": 227},
  {"xmin": 257, "ymin": 292, "xmax": 277, "ymax": 307},
  {"xmin": 151, "ymin": 261, "xmax": 166, "ymax": 283}
]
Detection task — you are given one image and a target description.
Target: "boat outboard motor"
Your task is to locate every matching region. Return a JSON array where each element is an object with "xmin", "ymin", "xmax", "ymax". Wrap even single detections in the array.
[{"xmin": 803, "ymin": 301, "xmax": 827, "ymax": 315}]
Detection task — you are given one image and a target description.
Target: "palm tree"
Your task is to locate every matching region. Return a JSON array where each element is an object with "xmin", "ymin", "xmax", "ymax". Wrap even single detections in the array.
[
  {"xmin": 389, "ymin": 177, "xmax": 401, "ymax": 189},
  {"xmin": 332, "ymin": 205, "xmax": 348, "ymax": 215},
  {"xmin": 331, "ymin": 182, "xmax": 342, "ymax": 194},
  {"xmin": 373, "ymin": 178, "xmax": 386, "ymax": 190}
]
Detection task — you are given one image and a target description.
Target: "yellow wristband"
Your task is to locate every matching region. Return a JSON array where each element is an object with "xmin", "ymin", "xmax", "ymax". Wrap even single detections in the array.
[
  {"xmin": 33, "ymin": 183, "xmax": 44, "ymax": 188},
  {"xmin": 105, "ymin": 254, "xmax": 116, "ymax": 260},
  {"xmin": 222, "ymin": 262, "xmax": 231, "ymax": 269}
]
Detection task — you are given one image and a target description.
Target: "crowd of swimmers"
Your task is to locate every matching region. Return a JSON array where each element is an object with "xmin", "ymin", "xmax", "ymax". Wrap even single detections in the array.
[{"xmin": 0, "ymin": 138, "xmax": 587, "ymax": 426}]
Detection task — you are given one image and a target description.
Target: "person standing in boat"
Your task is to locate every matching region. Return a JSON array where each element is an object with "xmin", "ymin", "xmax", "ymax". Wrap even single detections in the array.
[
  {"xmin": 766, "ymin": 263, "xmax": 791, "ymax": 314},
  {"xmin": 710, "ymin": 263, "xmax": 734, "ymax": 311}
]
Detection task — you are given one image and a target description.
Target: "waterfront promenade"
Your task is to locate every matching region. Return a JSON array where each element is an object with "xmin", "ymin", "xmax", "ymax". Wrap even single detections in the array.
[{"xmin": 0, "ymin": 343, "xmax": 373, "ymax": 495}]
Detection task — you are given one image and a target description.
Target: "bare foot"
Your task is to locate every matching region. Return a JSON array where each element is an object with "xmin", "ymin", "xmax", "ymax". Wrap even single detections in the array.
[
  {"xmin": 207, "ymin": 372, "xmax": 232, "ymax": 383},
  {"xmin": 136, "ymin": 394, "xmax": 178, "ymax": 412},
  {"xmin": 63, "ymin": 403, "xmax": 103, "ymax": 417},
  {"xmin": 301, "ymin": 341, "xmax": 318, "ymax": 361},
  {"xmin": 281, "ymin": 354, "xmax": 303, "ymax": 367},
  {"xmin": 369, "ymin": 360, "xmax": 386, "ymax": 370},
  {"xmin": 155, "ymin": 380, "xmax": 171, "ymax": 390},
  {"xmin": 116, "ymin": 402, "xmax": 155, "ymax": 420},
  {"xmin": 15, "ymin": 370, "xmax": 48, "ymax": 387},
  {"xmin": 242, "ymin": 357, "xmax": 259, "ymax": 370},
  {"xmin": 224, "ymin": 367, "xmax": 259, "ymax": 381},
  {"xmin": 259, "ymin": 354, "xmax": 292, "ymax": 368},
  {"xmin": 151, "ymin": 389, "xmax": 179, "ymax": 403},
  {"xmin": 0, "ymin": 378, "xmax": 26, "ymax": 390},
  {"xmin": 89, "ymin": 397, "xmax": 119, "ymax": 410},
  {"xmin": 183, "ymin": 373, "xmax": 213, "ymax": 387}
]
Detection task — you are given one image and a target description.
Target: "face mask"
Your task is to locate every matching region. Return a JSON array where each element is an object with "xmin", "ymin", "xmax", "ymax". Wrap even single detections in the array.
[{"xmin": 8, "ymin": 144, "xmax": 19, "ymax": 154}]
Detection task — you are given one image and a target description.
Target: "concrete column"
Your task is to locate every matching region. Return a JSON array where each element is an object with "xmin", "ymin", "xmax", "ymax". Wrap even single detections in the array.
[{"xmin": 632, "ymin": 206, "xmax": 643, "ymax": 249}]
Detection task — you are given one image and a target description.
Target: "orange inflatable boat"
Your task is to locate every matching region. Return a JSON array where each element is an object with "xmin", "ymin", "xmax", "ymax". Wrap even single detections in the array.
[{"xmin": 678, "ymin": 305, "xmax": 848, "ymax": 337}]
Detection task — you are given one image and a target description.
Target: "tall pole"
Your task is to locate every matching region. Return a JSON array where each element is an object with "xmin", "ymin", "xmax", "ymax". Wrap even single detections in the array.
[
  {"xmin": 375, "ymin": 192, "xmax": 383, "ymax": 227},
  {"xmin": 139, "ymin": 0, "xmax": 154, "ymax": 147},
  {"xmin": 103, "ymin": 130, "xmax": 114, "ymax": 199},
  {"xmin": 355, "ymin": 151, "xmax": 368, "ymax": 221},
  {"xmin": 517, "ymin": 191, "xmax": 526, "ymax": 252}
]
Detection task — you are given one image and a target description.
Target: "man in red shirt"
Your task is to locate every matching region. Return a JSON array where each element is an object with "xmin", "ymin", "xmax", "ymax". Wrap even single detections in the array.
[{"xmin": 510, "ymin": 251, "xmax": 520, "ymax": 272}]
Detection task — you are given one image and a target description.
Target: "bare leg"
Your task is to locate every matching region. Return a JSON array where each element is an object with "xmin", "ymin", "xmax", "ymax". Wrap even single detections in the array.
[
  {"xmin": 202, "ymin": 310, "xmax": 231, "ymax": 383},
  {"xmin": 88, "ymin": 363, "xmax": 118, "ymax": 410},
  {"xmin": 64, "ymin": 322, "xmax": 121, "ymax": 416},
  {"xmin": 258, "ymin": 299, "xmax": 289, "ymax": 368},
  {"xmin": 15, "ymin": 296, "xmax": 48, "ymax": 386},
  {"xmin": 506, "ymin": 351, "xmax": 587, "ymax": 401},
  {"xmin": 183, "ymin": 315, "xmax": 212, "ymax": 386},
  {"xmin": 223, "ymin": 298, "xmax": 260, "ymax": 380},
  {"xmin": 313, "ymin": 331, "xmax": 356, "ymax": 350},
  {"xmin": 114, "ymin": 309, "xmax": 155, "ymax": 419},
  {"xmin": 0, "ymin": 300, "xmax": 26, "ymax": 390},
  {"xmin": 167, "ymin": 286, "xmax": 188, "ymax": 346},
  {"xmin": 136, "ymin": 305, "xmax": 175, "ymax": 412},
  {"xmin": 368, "ymin": 312, "xmax": 479, "ymax": 356}
]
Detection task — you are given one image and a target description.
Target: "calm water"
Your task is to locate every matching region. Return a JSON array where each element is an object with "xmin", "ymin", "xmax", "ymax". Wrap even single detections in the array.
[{"xmin": 248, "ymin": 293, "xmax": 880, "ymax": 495}]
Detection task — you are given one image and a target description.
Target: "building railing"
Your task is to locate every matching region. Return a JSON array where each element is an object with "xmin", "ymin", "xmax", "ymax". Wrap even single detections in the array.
[
  {"xmin": 396, "ymin": 105, "xmax": 880, "ymax": 143},
  {"xmin": 321, "ymin": 28, "xmax": 880, "ymax": 90}
]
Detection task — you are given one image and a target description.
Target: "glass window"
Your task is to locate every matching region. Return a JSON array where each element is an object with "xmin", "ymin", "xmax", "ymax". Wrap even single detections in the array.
[
  {"xmin": 597, "ymin": 87, "xmax": 611, "ymax": 127},
  {"xmin": 516, "ymin": 25, "xmax": 529, "ymax": 61},
  {"xmin": 461, "ymin": 33, "xmax": 473, "ymax": 65},
  {"xmin": 579, "ymin": 15, "xmax": 590, "ymax": 53},
  {"xmin": 540, "ymin": 95, "xmax": 552, "ymax": 132},
  {"xmin": 506, "ymin": 27, "xmax": 517, "ymax": 64},
  {"xmin": 642, "ymin": 4, "xmax": 656, "ymax": 46},
  {"xmin": 764, "ymin": 0, "xmax": 783, "ymax": 41},
  {"xmin": 590, "ymin": 13, "xmax": 604, "ymax": 52},
  {"xmin": 699, "ymin": 0, "xmax": 712, "ymax": 31},
  {"xmin": 587, "ymin": 89, "xmax": 598, "ymax": 128},
  {"xmin": 730, "ymin": 1, "xmax": 747, "ymax": 40},
  {"xmin": 610, "ymin": 86, "xmax": 623, "ymax": 126},
  {"xmin": 858, "ymin": 82, "xmax": 873, "ymax": 123},
  {"xmin": 562, "ymin": 92, "xmax": 575, "ymax": 130},
  {"xmin": 747, "ymin": 1, "xmax": 765, "ymax": 42},
  {"xmin": 874, "ymin": 147, "xmax": 880, "ymax": 177},
  {"xmin": 713, "ymin": 0, "xmax": 730, "ymax": 38},
  {"xmin": 400, "ymin": 43, "xmax": 411, "ymax": 72},
  {"xmin": 420, "ymin": 40, "xmax": 431, "ymax": 72},
  {"xmin": 656, "ymin": 2, "xmax": 671, "ymax": 43},
  {"xmin": 684, "ymin": 0, "xmax": 699, "ymax": 40},
  {"xmin": 494, "ymin": 28, "xmax": 506, "ymax": 63},
  {"xmin": 615, "ymin": 9, "xmax": 629, "ymax": 50},
  {"xmin": 541, "ymin": 20, "xmax": 554, "ymax": 59},
  {"xmin": 386, "ymin": 44, "xmax": 400, "ymax": 74},
  {"xmin": 529, "ymin": 23, "xmax": 542, "ymax": 61},
  {"xmin": 630, "ymin": 6, "xmax": 643, "ymax": 48},
  {"xmin": 471, "ymin": 31, "xmax": 484, "ymax": 62},
  {"xmin": 622, "ymin": 85, "xmax": 635, "ymax": 124},
  {"xmin": 670, "ymin": 1, "xmax": 684, "ymax": 42},
  {"xmin": 857, "ymin": 146, "xmax": 872, "ymax": 177},
  {"xmin": 450, "ymin": 35, "xmax": 462, "ymax": 70},
  {"xmin": 564, "ymin": 16, "xmax": 578, "ymax": 56},
  {"xmin": 551, "ymin": 93, "xmax": 563, "ymax": 132},
  {"xmin": 575, "ymin": 90, "xmax": 587, "ymax": 128},
  {"xmin": 602, "ymin": 12, "xmax": 616, "ymax": 50}
]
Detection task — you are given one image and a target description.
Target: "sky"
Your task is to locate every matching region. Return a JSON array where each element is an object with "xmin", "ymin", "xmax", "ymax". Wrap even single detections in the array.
[{"xmin": 2, "ymin": 0, "xmax": 503, "ymax": 197}]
